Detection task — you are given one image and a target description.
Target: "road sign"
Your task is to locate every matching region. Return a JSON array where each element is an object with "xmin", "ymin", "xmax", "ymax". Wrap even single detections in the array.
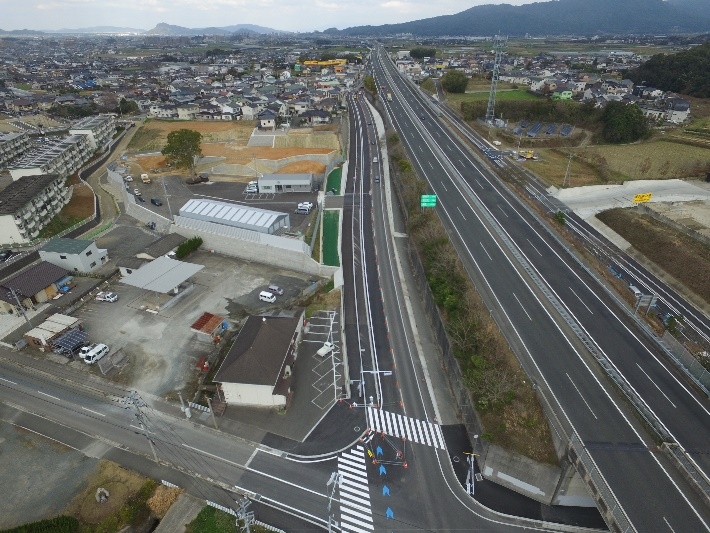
[
  {"xmin": 633, "ymin": 192, "xmax": 652, "ymax": 203},
  {"xmin": 420, "ymin": 194, "xmax": 437, "ymax": 207}
]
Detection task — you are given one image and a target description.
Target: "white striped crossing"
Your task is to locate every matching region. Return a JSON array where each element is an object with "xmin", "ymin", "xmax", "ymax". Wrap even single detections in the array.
[
  {"xmin": 338, "ymin": 445, "xmax": 373, "ymax": 533},
  {"xmin": 366, "ymin": 407, "xmax": 446, "ymax": 450}
]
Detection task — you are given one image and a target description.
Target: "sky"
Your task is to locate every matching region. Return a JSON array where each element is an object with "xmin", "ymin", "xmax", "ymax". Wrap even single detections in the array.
[{"xmin": 1, "ymin": 0, "xmax": 538, "ymax": 33}]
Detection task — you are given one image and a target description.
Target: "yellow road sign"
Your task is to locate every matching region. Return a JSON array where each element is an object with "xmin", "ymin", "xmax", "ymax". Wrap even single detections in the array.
[{"xmin": 633, "ymin": 193, "xmax": 652, "ymax": 203}]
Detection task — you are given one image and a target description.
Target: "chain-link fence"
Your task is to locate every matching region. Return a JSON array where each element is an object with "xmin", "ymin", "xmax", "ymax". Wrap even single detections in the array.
[{"xmin": 661, "ymin": 331, "xmax": 710, "ymax": 393}]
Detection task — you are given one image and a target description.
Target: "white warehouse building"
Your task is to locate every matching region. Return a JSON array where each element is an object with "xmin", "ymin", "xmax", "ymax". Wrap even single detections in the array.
[{"xmin": 178, "ymin": 198, "xmax": 289, "ymax": 235}]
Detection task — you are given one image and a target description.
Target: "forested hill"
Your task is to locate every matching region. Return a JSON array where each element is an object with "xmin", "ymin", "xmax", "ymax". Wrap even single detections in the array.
[
  {"xmin": 336, "ymin": 0, "xmax": 709, "ymax": 37},
  {"xmin": 628, "ymin": 43, "xmax": 710, "ymax": 98}
]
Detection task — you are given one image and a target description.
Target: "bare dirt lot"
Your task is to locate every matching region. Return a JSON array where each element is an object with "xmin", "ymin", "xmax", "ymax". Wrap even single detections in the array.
[
  {"xmin": 127, "ymin": 119, "xmax": 257, "ymax": 152},
  {"xmin": 200, "ymin": 143, "xmax": 334, "ymax": 164}
]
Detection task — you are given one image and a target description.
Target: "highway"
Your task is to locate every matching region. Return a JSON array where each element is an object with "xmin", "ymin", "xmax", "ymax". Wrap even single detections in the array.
[{"xmin": 372, "ymin": 44, "xmax": 710, "ymax": 532}]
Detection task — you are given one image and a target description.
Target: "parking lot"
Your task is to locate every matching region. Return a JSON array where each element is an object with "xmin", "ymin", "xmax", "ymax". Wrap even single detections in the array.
[{"xmin": 67, "ymin": 250, "xmax": 317, "ymax": 396}]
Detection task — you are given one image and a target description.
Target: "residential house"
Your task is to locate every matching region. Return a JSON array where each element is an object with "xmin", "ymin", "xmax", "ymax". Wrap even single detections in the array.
[
  {"xmin": 258, "ymin": 110, "xmax": 276, "ymax": 130},
  {"xmin": 39, "ymin": 238, "xmax": 108, "ymax": 273},
  {"xmin": 0, "ymin": 261, "xmax": 69, "ymax": 314},
  {"xmin": 213, "ymin": 314, "xmax": 303, "ymax": 407}
]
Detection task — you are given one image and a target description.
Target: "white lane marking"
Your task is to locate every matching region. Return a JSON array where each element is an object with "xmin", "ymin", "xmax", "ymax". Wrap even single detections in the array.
[
  {"xmin": 130, "ymin": 424, "xmax": 153, "ymax": 434},
  {"xmin": 244, "ymin": 448, "xmax": 259, "ymax": 469},
  {"xmin": 14, "ymin": 424, "xmax": 79, "ymax": 451},
  {"xmin": 498, "ymin": 204, "xmax": 508, "ymax": 217},
  {"xmin": 569, "ymin": 287, "xmax": 594, "ymax": 314},
  {"xmin": 245, "ymin": 465, "xmax": 327, "ymax": 499},
  {"xmin": 441, "ymin": 181, "xmax": 448, "ymax": 191},
  {"xmin": 81, "ymin": 407, "xmax": 105, "ymax": 417},
  {"xmin": 0, "ymin": 377, "xmax": 17, "ymax": 385},
  {"xmin": 37, "ymin": 391, "xmax": 60, "ymax": 401},
  {"xmin": 636, "ymin": 364, "xmax": 677, "ymax": 408},
  {"xmin": 456, "ymin": 206, "xmax": 467, "ymax": 220},
  {"xmin": 480, "ymin": 242, "xmax": 493, "ymax": 261},
  {"xmin": 526, "ymin": 238, "xmax": 543, "ymax": 256},
  {"xmin": 512, "ymin": 293, "xmax": 532, "ymax": 321},
  {"xmin": 428, "ymin": 161, "xmax": 434, "ymax": 169},
  {"xmin": 182, "ymin": 443, "xmax": 243, "ymax": 468},
  {"xmin": 566, "ymin": 373, "xmax": 597, "ymax": 419}
]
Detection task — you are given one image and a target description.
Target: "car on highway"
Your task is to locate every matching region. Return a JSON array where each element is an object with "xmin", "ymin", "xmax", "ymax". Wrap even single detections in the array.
[
  {"xmin": 136, "ymin": 195, "xmax": 145, "ymax": 202},
  {"xmin": 95, "ymin": 292, "xmax": 119, "ymax": 302},
  {"xmin": 134, "ymin": 189, "xmax": 141, "ymax": 196},
  {"xmin": 371, "ymin": 140, "xmax": 376, "ymax": 145},
  {"xmin": 0, "ymin": 251, "xmax": 11, "ymax": 262},
  {"xmin": 420, "ymin": 114, "xmax": 426, "ymax": 120},
  {"xmin": 151, "ymin": 197, "xmax": 163, "ymax": 206}
]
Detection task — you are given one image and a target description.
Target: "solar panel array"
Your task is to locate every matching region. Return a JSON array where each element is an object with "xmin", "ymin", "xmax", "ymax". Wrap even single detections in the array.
[
  {"xmin": 527, "ymin": 122, "xmax": 543, "ymax": 137},
  {"xmin": 560, "ymin": 124, "xmax": 573, "ymax": 137}
]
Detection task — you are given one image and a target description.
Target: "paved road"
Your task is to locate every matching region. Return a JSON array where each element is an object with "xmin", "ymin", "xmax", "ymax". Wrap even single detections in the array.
[{"xmin": 372, "ymin": 44, "xmax": 710, "ymax": 532}]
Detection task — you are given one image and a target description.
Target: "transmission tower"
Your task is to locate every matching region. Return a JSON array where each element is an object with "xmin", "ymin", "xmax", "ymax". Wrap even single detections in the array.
[{"xmin": 485, "ymin": 35, "xmax": 508, "ymax": 125}]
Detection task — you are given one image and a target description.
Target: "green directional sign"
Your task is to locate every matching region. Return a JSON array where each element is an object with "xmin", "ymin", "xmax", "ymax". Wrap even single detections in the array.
[{"xmin": 420, "ymin": 194, "xmax": 437, "ymax": 208}]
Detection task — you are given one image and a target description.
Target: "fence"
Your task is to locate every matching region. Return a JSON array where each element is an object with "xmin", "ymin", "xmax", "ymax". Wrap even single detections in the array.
[
  {"xmin": 637, "ymin": 203, "xmax": 710, "ymax": 248},
  {"xmin": 662, "ymin": 331, "xmax": 710, "ymax": 393}
]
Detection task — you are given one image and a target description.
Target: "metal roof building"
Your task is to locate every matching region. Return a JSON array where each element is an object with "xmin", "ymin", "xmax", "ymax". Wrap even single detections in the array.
[{"xmin": 178, "ymin": 199, "xmax": 289, "ymax": 235}]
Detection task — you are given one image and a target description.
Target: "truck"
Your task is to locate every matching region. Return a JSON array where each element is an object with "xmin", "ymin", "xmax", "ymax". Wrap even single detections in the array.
[
  {"xmin": 140, "ymin": 173, "xmax": 151, "ymax": 184},
  {"xmin": 387, "ymin": 92, "xmax": 392, "ymax": 102}
]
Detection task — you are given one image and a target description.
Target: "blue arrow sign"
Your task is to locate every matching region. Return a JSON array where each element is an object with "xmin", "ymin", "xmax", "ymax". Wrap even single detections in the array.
[{"xmin": 383, "ymin": 485, "xmax": 390, "ymax": 496}]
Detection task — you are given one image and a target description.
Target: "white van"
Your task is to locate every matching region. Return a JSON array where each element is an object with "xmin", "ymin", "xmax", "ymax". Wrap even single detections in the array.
[
  {"xmin": 259, "ymin": 291, "xmax": 276, "ymax": 303},
  {"xmin": 80, "ymin": 343, "xmax": 109, "ymax": 365},
  {"xmin": 372, "ymin": 156, "xmax": 379, "ymax": 163}
]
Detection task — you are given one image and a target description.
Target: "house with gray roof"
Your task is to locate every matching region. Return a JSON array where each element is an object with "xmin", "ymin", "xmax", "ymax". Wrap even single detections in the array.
[
  {"xmin": 0, "ymin": 261, "xmax": 68, "ymax": 314},
  {"xmin": 39, "ymin": 238, "xmax": 108, "ymax": 273}
]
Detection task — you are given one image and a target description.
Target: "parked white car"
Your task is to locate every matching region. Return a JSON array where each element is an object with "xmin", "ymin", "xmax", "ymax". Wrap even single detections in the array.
[
  {"xmin": 123, "ymin": 175, "xmax": 133, "ymax": 182},
  {"xmin": 80, "ymin": 343, "xmax": 109, "ymax": 365},
  {"xmin": 317, "ymin": 341, "xmax": 334, "ymax": 357},
  {"xmin": 298, "ymin": 202, "xmax": 314, "ymax": 210},
  {"xmin": 95, "ymin": 292, "xmax": 118, "ymax": 302}
]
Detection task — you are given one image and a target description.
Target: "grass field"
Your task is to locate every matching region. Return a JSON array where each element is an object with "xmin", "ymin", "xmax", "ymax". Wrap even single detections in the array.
[
  {"xmin": 446, "ymin": 89, "xmax": 540, "ymax": 106},
  {"xmin": 326, "ymin": 166, "xmax": 342, "ymax": 193},
  {"xmin": 598, "ymin": 208, "xmax": 710, "ymax": 305},
  {"xmin": 532, "ymin": 139, "xmax": 710, "ymax": 187},
  {"xmin": 322, "ymin": 210, "xmax": 341, "ymax": 267}
]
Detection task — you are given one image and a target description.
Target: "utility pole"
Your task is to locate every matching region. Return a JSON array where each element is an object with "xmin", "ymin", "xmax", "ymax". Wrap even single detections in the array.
[
  {"xmin": 161, "ymin": 177, "xmax": 173, "ymax": 222},
  {"xmin": 125, "ymin": 391, "xmax": 159, "ymax": 464},
  {"xmin": 235, "ymin": 497, "xmax": 254, "ymax": 533},
  {"xmin": 206, "ymin": 396, "xmax": 218, "ymax": 429},
  {"xmin": 7, "ymin": 288, "xmax": 31, "ymax": 327},
  {"xmin": 562, "ymin": 152, "xmax": 574, "ymax": 188},
  {"xmin": 326, "ymin": 472, "xmax": 343, "ymax": 533}
]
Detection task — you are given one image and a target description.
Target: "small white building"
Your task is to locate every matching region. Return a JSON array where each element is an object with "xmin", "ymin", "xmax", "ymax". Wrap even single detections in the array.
[
  {"xmin": 39, "ymin": 238, "xmax": 108, "ymax": 273},
  {"xmin": 214, "ymin": 314, "xmax": 303, "ymax": 408},
  {"xmin": 258, "ymin": 173, "xmax": 313, "ymax": 194}
]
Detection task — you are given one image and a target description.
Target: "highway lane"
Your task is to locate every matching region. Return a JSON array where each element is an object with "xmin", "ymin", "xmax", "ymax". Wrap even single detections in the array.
[
  {"xmin": 373, "ymin": 45, "xmax": 710, "ymax": 531},
  {"xmin": 411, "ymin": 74, "xmax": 710, "ymax": 477}
]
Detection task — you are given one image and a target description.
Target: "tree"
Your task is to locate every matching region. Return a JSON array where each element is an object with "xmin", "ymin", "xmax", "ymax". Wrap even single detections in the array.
[
  {"xmin": 161, "ymin": 129, "xmax": 203, "ymax": 175},
  {"xmin": 601, "ymin": 102, "xmax": 649, "ymax": 144},
  {"xmin": 441, "ymin": 70, "xmax": 468, "ymax": 93},
  {"xmin": 363, "ymin": 75, "xmax": 377, "ymax": 94},
  {"xmin": 410, "ymin": 47, "xmax": 436, "ymax": 60},
  {"xmin": 117, "ymin": 98, "xmax": 139, "ymax": 115}
]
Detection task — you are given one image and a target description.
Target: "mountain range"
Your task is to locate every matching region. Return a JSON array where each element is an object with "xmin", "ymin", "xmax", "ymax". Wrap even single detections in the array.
[
  {"xmin": 336, "ymin": 0, "xmax": 710, "ymax": 37},
  {"xmin": 1, "ymin": 0, "xmax": 709, "ymax": 38}
]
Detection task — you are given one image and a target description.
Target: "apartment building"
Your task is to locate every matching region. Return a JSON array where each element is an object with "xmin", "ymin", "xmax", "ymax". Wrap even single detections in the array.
[
  {"xmin": 0, "ymin": 132, "xmax": 32, "ymax": 170},
  {"xmin": 0, "ymin": 174, "xmax": 71, "ymax": 244},
  {"xmin": 8, "ymin": 134, "xmax": 92, "ymax": 180},
  {"xmin": 68, "ymin": 114, "xmax": 116, "ymax": 151}
]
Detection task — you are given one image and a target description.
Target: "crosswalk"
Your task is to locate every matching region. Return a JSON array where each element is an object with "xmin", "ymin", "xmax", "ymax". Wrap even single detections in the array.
[
  {"xmin": 338, "ymin": 445, "xmax": 373, "ymax": 533},
  {"xmin": 366, "ymin": 407, "xmax": 446, "ymax": 450}
]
